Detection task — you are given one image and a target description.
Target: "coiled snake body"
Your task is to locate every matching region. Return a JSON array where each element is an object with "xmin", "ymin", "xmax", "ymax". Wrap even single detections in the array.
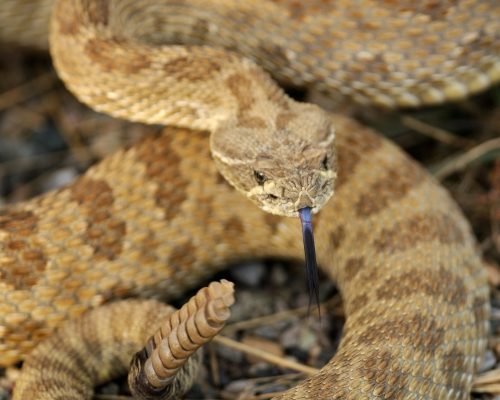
[{"xmin": 0, "ymin": 0, "xmax": 498, "ymax": 398}]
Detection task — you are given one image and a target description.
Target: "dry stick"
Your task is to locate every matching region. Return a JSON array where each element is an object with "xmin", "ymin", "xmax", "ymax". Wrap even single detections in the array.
[
  {"xmin": 213, "ymin": 335, "xmax": 320, "ymax": 376},
  {"xmin": 0, "ymin": 72, "xmax": 56, "ymax": 111},
  {"xmin": 223, "ymin": 296, "xmax": 342, "ymax": 333},
  {"xmin": 432, "ymin": 137, "xmax": 500, "ymax": 180},
  {"xmin": 433, "ymin": 358, "xmax": 500, "ymax": 394},
  {"xmin": 209, "ymin": 342, "xmax": 220, "ymax": 386},
  {"xmin": 401, "ymin": 116, "xmax": 474, "ymax": 148},
  {"xmin": 471, "ymin": 384, "xmax": 500, "ymax": 394},
  {"xmin": 473, "ymin": 368, "xmax": 500, "ymax": 386}
]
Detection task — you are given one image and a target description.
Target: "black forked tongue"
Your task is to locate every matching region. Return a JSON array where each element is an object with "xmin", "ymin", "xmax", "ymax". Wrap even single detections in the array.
[{"xmin": 298, "ymin": 207, "xmax": 320, "ymax": 318}]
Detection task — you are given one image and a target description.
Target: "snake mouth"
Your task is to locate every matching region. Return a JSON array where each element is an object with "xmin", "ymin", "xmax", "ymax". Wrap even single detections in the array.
[
  {"xmin": 250, "ymin": 181, "xmax": 333, "ymax": 217},
  {"xmin": 256, "ymin": 195, "xmax": 322, "ymax": 217}
]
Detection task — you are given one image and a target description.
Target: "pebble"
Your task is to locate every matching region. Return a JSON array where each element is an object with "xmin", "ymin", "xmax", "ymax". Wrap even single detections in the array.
[
  {"xmin": 270, "ymin": 263, "xmax": 288, "ymax": 285},
  {"xmin": 254, "ymin": 320, "xmax": 290, "ymax": 340},
  {"xmin": 230, "ymin": 262, "xmax": 266, "ymax": 287},
  {"xmin": 222, "ymin": 379, "xmax": 255, "ymax": 396},
  {"xmin": 42, "ymin": 167, "xmax": 78, "ymax": 191},
  {"xmin": 281, "ymin": 324, "xmax": 317, "ymax": 352},
  {"xmin": 477, "ymin": 349, "xmax": 497, "ymax": 373},
  {"xmin": 96, "ymin": 382, "xmax": 120, "ymax": 395},
  {"xmin": 230, "ymin": 290, "xmax": 274, "ymax": 322}
]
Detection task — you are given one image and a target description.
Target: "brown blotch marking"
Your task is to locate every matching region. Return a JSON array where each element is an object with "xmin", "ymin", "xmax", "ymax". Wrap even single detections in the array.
[
  {"xmin": 215, "ymin": 172, "xmax": 234, "ymax": 192},
  {"xmin": 271, "ymin": 0, "xmax": 337, "ymax": 21},
  {"xmin": 54, "ymin": 1, "xmax": 81, "ymax": 35},
  {"xmin": 264, "ymin": 214, "xmax": 282, "ymax": 235},
  {"xmin": 349, "ymin": 293, "xmax": 369, "ymax": 312},
  {"xmin": 334, "ymin": 124, "xmax": 383, "ymax": 189},
  {"xmin": 169, "ymin": 242, "xmax": 197, "ymax": 270},
  {"xmin": 381, "ymin": 0, "xmax": 457, "ymax": 20},
  {"xmin": 355, "ymin": 160, "xmax": 425, "ymax": 217},
  {"xmin": 329, "ymin": 225, "xmax": 345, "ymax": 251},
  {"xmin": 374, "ymin": 211, "xmax": 465, "ymax": 253},
  {"xmin": 191, "ymin": 18, "xmax": 210, "ymax": 40},
  {"xmin": 442, "ymin": 347, "xmax": 466, "ymax": 373},
  {"xmin": 223, "ymin": 216, "xmax": 245, "ymax": 236},
  {"xmin": 258, "ymin": 42, "xmax": 290, "ymax": 69},
  {"xmin": 344, "ymin": 257, "xmax": 365, "ymax": 281},
  {"xmin": 163, "ymin": 55, "xmax": 222, "ymax": 82},
  {"xmin": 238, "ymin": 116, "xmax": 267, "ymax": 129},
  {"xmin": 275, "ymin": 111, "xmax": 297, "ymax": 131},
  {"xmin": 0, "ymin": 210, "xmax": 38, "ymax": 233},
  {"xmin": 472, "ymin": 295, "xmax": 488, "ymax": 336},
  {"xmin": 85, "ymin": 0, "xmax": 109, "ymax": 26},
  {"xmin": 249, "ymin": 69, "xmax": 289, "ymax": 109},
  {"xmin": 227, "ymin": 68, "xmax": 286, "ymax": 114},
  {"xmin": 226, "ymin": 73, "xmax": 255, "ymax": 112},
  {"xmin": 441, "ymin": 347, "xmax": 469, "ymax": 393},
  {"xmin": 358, "ymin": 313, "xmax": 445, "ymax": 355},
  {"xmin": 135, "ymin": 133, "xmax": 190, "ymax": 222},
  {"xmin": 0, "ymin": 210, "xmax": 47, "ymax": 290},
  {"xmin": 362, "ymin": 350, "xmax": 409, "ymax": 398},
  {"xmin": 85, "ymin": 38, "xmax": 152, "ymax": 74},
  {"xmin": 70, "ymin": 178, "xmax": 126, "ymax": 261},
  {"xmin": 376, "ymin": 266, "xmax": 467, "ymax": 306}
]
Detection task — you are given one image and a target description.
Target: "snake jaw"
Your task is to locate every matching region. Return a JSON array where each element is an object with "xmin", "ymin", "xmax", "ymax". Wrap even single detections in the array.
[{"xmin": 246, "ymin": 169, "xmax": 336, "ymax": 217}]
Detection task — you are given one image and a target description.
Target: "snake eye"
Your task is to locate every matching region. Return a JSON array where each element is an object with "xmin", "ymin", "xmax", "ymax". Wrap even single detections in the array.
[
  {"xmin": 253, "ymin": 170, "xmax": 266, "ymax": 185},
  {"xmin": 322, "ymin": 156, "xmax": 329, "ymax": 170}
]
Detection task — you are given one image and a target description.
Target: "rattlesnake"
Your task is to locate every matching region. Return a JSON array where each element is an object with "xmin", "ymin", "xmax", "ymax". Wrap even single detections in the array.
[{"xmin": 0, "ymin": 0, "xmax": 499, "ymax": 398}]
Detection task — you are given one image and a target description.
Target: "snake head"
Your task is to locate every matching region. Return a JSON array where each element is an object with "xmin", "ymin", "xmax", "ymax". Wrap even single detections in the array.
[{"xmin": 211, "ymin": 102, "xmax": 336, "ymax": 217}]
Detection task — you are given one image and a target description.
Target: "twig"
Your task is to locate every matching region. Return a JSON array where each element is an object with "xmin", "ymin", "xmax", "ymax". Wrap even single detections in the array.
[
  {"xmin": 431, "ymin": 138, "xmax": 500, "ymax": 180},
  {"xmin": 0, "ymin": 72, "xmax": 57, "ymax": 111},
  {"xmin": 213, "ymin": 335, "xmax": 320, "ymax": 376},
  {"xmin": 223, "ymin": 295, "xmax": 342, "ymax": 333},
  {"xmin": 471, "ymin": 384, "xmax": 500, "ymax": 394},
  {"xmin": 209, "ymin": 342, "xmax": 220, "ymax": 386},
  {"xmin": 401, "ymin": 116, "xmax": 473, "ymax": 148},
  {"xmin": 473, "ymin": 368, "xmax": 500, "ymax": 386}
]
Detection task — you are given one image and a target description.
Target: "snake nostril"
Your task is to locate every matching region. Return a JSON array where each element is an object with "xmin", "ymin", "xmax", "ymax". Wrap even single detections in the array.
[{"xmin": 268, "ymin": 194, "xmax": 278, "ymax": 200}]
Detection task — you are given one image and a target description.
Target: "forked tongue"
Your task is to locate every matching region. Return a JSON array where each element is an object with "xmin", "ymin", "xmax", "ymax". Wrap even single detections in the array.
[{"xmin": 298, "ymin": 207, "xmax": 320, "ymax": 318}]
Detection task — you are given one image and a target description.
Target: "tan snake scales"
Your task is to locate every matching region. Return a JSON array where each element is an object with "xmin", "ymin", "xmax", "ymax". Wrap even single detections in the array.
[{"xmin": 0, "ymin": 0, "xmax": 498, "ymax": 398}]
